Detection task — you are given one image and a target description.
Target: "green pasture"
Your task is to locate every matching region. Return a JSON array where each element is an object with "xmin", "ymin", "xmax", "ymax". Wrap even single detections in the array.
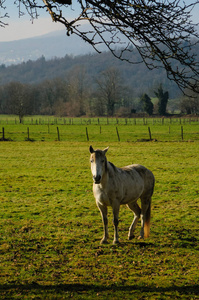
[
  {"xmin": 0, "ymin": 115, "xmax": 199, "ymax": 142},
  {"xmin": 0, "ymin": 138, "xmax": 198, "ymax": 299}
]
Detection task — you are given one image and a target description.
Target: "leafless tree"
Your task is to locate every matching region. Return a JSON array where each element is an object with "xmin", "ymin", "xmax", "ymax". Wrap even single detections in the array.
[
  {"xmin": 1, "ymin": 1, "xmax": 199, "ymax": 94},
  {"xmin": 180, "ymin": 88, "xmax": 199, "ymax": 114},
  {"xmin": 96, "ymin": 67, "xmax": 123, "ymax": 116}
]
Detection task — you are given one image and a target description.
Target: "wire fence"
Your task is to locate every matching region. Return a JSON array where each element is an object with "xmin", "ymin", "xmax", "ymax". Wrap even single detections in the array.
[
  {"xmin": 0, "ymin": 118, "xmax": 199, "ymax": 142},
  {"xmin": 0, "ymin": 115, "xmax": 199, "ymax": 126}
]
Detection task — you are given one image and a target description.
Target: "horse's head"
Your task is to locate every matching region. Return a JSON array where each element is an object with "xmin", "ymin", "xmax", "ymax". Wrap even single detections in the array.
[{"xmin": 89, "ymin": 145, "xmax": 109, "ymax": 184}]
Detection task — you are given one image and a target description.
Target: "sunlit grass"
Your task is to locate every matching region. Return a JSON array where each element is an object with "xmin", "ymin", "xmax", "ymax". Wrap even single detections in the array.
[{"xmin": 0, "ymin": 140, "xmax": 198, "ymax": 299}]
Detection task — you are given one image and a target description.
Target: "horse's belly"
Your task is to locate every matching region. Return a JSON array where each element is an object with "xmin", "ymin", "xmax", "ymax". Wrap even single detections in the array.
[{"xmin": 119, "ymin": 177, "xmax": 144, "ymax": 205}]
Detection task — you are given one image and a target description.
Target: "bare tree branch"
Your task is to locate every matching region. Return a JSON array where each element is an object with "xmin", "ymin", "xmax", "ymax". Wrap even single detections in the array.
[{"xmin": 1, "ymin": 1, "xmax": 199, "ymax": 94}]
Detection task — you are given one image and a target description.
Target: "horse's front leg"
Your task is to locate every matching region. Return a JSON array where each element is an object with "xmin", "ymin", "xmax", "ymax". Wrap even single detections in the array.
[
  {"xmin": 97, "ymin": 203, "xmax": 109, "ymax": 244},
  {"xmin": 112, "ymin": 204, "xmax": 120, "ymax": 244}
]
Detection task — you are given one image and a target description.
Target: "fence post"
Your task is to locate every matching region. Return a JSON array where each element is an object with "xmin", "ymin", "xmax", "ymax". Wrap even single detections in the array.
[
  {"xmin": 27, "ymin": 127, "xmax": 30, "ymax": 140},
  {"xmin": 86, "ymin": 127, "xmax": 89, "ymax": 141},
  {"xmin": 181, "ymin": 126, "xmax": 183, "ymax": 141},
  {"xmin": 148, "ymin": 127, "xmax": 152, "ymax": 140},
  {"xmin": 2, "ymin": 127, "xmax": 5, "ymax": 140},
  {"xmin": 116, "ymin": 127, "xmax": 120, "ymax": 141},
  {"xmin": 57, "ymin": 127, "xmax": 60, "ymax": 141}
]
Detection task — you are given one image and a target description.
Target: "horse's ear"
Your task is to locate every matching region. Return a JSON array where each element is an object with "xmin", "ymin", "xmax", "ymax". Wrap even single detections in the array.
[
  {"xmin": 89, "ymin": 145, "xmax": 95, "ymax": 153},
  {"xmin": 103, "ymin": 147, "xmax": 109, "ymax": 154}
]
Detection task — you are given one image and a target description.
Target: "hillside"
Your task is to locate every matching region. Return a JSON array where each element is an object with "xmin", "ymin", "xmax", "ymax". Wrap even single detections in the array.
[{"xmin": 0, "ymin": 49, "xmax": 182, "ymax": 98}]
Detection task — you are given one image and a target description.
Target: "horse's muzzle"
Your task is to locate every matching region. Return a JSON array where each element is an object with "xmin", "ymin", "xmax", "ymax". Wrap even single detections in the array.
[{"xmin": 93, "ymin": 175, "xmax": 101, "ymax": 184}]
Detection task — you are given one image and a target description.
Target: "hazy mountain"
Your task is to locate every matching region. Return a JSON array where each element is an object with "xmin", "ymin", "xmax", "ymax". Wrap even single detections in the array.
[
  {"xmin": 0, "ymin": 30, "xmax": 105, "ymax": 65},
  {"xmin": 1, "ymin": 32, "xmax": 198, "ymax": 98}
]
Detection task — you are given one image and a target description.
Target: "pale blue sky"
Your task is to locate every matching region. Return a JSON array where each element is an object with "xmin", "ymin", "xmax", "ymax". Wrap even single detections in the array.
[
  {"xmin": 0, "ymin": 1, "xmax": 199, "ymax": 42},
  {"xmin": 1, "ymin": 1, "xmax": 80, "ymax": 41}
]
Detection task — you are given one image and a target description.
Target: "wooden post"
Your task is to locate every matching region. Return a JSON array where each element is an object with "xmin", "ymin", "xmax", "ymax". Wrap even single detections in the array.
[
  {"xmin": 116, "ymin": 127, "xmax": 120, "ymax": 141},
  {"xmin": 27, "ymin": 127, "xmax": 30, "ymax": 140},
  {"xmin": 86, "ymin": 127, "xmax": 89, "ymax": 141},
  {"xmin": 57, "ymin": 127, "xmax": 60, "ymax": 141},
  {"xmin": 181, "ymin": 126, "xmax": 183, "ymax": 141},
  {"xmin": 2, "ymin": 127, "xmax": 5, "ymax": 140},
  {"xmin": 148, "ymin": 127, "xmax": 152, "ymax": 140}
]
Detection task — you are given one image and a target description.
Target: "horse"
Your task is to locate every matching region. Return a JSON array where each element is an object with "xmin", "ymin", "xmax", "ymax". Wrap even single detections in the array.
[{"xmin": 89, "ymin": 146, "xmax": 155, "ymax": 244}]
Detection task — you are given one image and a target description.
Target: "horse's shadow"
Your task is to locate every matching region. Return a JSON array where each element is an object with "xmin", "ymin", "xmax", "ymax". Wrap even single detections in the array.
[
  {"xmin": 1, "ymin": 283, "xmax": 198, "ymax": 297},
  {"xmin": 93, "ymin": 239, "xmax": 154, "ymax": 248}
]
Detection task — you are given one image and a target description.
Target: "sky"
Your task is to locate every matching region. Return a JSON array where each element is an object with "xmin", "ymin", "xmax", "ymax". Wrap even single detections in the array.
[
  {"xmin": 0, "ymin": 1, "xmax": 79, "ymax": 42},
  {"xmin": 0, "ymin": 1, "xmax": 199, "ymax": 42}
]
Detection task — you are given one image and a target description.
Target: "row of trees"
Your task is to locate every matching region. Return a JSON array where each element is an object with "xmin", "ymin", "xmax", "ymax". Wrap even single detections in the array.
[{"xmin": 0, "ymin": 67, "xmax": 198, "ymax": 122}]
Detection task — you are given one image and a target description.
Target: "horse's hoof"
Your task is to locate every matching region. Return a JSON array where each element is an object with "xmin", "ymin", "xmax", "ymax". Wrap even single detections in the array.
[
  {"xmin": 128, "ymin": 234, "xmax": 135, "ymax": 240},
  {"xmin": 101, "ymin": 239, "xmax": 108, "ymax": 244},
  {"xmin": 138, "ymin": 236, "xmax": 144, "ymax": 240},
  {"xmin": 113, "ymin": 240, "xmax": 120, "ymax": 245}
]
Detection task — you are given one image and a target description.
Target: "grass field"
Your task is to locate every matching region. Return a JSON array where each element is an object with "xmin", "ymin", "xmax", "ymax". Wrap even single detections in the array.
[{"xmin": 0, "ymin": 125, "xmax": 199, "ymax": 298}]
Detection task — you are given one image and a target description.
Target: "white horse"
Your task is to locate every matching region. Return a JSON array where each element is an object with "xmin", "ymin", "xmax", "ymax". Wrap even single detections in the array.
[{"xmin": 89, "ymin": 146, "xmax": 155, "ymax": 244}]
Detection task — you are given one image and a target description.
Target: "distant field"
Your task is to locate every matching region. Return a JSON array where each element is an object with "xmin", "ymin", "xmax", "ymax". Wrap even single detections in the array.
[
  {"xmin": 0, "ymin": 115, "xmax": 199, "ymax": 142},
  {"xmin": 0, "ymin": 140, "xmax": 198, "ymax": 299}
]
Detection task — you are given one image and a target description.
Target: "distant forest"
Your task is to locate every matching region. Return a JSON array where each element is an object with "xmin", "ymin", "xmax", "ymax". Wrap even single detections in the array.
[{"xmin": 0, "ymin": 47, "xmax": 199, "ymax": 119}]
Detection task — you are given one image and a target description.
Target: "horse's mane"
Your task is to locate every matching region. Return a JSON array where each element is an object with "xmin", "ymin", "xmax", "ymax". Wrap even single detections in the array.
[{"xmin": 108, "ymin": 161, "xmax": 117, "ymax": 172}]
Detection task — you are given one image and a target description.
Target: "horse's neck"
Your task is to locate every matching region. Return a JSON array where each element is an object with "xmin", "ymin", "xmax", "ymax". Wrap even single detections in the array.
[
  {"xmin": 102, "ymin": 161, "xmax": 115, "ymax": 182},
  {"xmin": 100, "ymin": 159, "xmax": 109, "ymax": 186}
]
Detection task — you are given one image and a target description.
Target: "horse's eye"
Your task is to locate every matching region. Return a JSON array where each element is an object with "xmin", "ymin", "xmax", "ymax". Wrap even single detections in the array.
[{"xmin": 102, "ymin": 160, "xmax": 104, "ymax": 163}]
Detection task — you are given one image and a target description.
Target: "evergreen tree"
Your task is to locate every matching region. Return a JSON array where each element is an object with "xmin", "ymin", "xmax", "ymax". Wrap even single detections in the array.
[
  {"xmin": 141, "ymin": 94, "xmax": 154, "ymax": 115},
  {"xmin": 154, "ymin": 85, "xmax": 169, "ymax": 116}
]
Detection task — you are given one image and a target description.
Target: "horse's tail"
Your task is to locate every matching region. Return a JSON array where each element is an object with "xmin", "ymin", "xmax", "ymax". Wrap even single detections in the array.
[{"xmin": 144, "ymin": 197, "xmax": 151, "ymax": 238}]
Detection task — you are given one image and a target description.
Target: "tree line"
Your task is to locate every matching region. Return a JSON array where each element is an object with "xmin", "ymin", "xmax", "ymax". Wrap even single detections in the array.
[{"xmin": 0, "ymin": 66, "xmax": 198, "ymax": 122}]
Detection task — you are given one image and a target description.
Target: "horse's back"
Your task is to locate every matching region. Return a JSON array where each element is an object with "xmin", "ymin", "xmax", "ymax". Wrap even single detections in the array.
[{"xmin": 128, "ymin": 164, "xmax": 155, "ymax": 198}]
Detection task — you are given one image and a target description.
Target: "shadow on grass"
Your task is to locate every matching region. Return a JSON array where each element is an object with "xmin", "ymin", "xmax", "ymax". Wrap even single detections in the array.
[{"xmin": 0, "ymin": 283, "xmax": 198, "ymax": 297}]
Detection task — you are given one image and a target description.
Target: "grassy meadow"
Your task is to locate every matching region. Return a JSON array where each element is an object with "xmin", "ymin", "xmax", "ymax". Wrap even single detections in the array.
[{"xmin": 0, "ymin": 118, "xmax": 199, "ymax": 299}]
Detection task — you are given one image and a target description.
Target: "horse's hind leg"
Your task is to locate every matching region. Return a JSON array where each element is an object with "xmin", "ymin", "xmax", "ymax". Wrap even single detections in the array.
[
  {"xmin": 112, "ymin": 204, "xmax": 120, "ymax": 244},
  {"xmin": 127, "ymin": 202, "xmax": 141, "ymax": 240},
  {"xmin": 139, "ymin": 197, "xmax": 151, "ymax": 239}
]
